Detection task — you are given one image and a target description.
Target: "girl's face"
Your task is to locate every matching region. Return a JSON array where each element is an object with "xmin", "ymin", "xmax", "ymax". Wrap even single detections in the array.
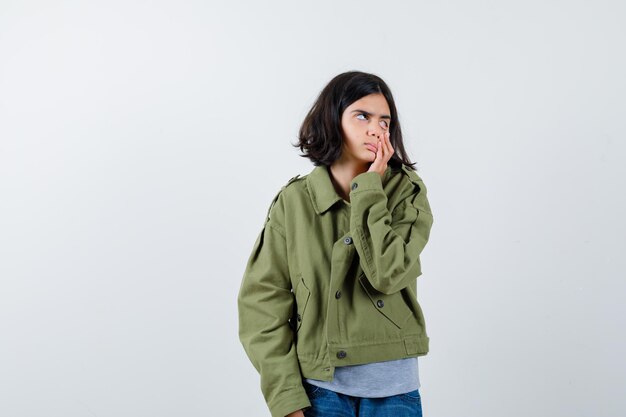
[{"xmin": 339, "ymin": 93, "xmax": 391, "ymax": 166}]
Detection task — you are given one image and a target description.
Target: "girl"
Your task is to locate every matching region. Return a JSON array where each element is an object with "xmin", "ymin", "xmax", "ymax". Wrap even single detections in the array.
[{"xmin": 238, "ymin": 71, "xmax": 434, "ymax": 417}]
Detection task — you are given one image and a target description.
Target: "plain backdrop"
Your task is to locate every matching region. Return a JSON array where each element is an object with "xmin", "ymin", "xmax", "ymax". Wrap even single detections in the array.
[{"xmin": 1, "ymin": 1, "xmax": 625, "ymax": 416}]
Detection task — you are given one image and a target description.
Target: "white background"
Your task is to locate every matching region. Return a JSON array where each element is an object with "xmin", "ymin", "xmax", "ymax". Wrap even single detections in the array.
[{"xmin": 1, "ymin": 1, "xmax": 624, "ymax": 416}]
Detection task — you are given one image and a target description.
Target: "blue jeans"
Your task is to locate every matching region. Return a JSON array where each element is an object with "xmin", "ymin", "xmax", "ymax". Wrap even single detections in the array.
[{"xmin": 302, "ymin": 380, "xmax": 423, "ymax": 417}]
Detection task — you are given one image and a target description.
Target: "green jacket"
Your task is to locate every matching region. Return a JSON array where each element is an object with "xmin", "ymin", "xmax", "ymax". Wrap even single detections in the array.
[{"xmin": 237, "ymin": 163, "xmax": 434, "ymax": 417}]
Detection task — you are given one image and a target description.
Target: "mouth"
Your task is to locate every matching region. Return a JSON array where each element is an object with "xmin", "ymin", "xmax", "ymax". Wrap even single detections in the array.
[{"xmin": 364, "ymin": 142, "xmax": 378, "ymax": 153}]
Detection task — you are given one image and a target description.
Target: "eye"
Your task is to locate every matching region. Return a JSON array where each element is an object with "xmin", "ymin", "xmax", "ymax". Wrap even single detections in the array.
[{"xmin": 356, "ymin": 113, "xmax": 389, "ymax": 129}]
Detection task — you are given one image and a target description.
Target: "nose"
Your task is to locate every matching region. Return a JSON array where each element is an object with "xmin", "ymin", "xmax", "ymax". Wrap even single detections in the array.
[{"xmin": 368, "ymin": 125, "xmax": 385, "ymax": 139}]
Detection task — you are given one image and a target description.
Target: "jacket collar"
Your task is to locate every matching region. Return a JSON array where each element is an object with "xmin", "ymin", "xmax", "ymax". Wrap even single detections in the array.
[
  {"xmin": 306, "ymin": 164, "xmax": 393, "ymax": 215},
  {"xmin": 307, "ymin": 165, "xmax": 344, "ymax": 215}
]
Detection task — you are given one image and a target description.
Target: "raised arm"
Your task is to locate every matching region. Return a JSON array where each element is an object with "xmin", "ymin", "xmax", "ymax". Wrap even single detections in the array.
[{"xmin": 349, "ymin": 170, "xmax": 434, "ymax": 295}]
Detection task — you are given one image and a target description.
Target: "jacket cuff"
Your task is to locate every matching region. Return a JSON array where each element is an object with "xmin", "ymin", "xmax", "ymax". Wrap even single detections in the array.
[
  {"xmin": 349, "ymin": 171, "xmax": 384, "ymax": 194},
  {"xmin": 269, "ymin": 386, "xmax": 311, "ymax": 417}
]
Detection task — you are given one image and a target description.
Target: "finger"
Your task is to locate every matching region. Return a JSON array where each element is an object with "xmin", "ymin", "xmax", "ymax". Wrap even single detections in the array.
[
  {"xmin": 379, "ymin": 135, "xmax": 388, "ymax": 161},
  {"xmin": 373, "ymin": 139, "xmax": 381, "ymax": 165},
  {"xmin": 385, "ymin": 132, "xmax": 394, "ymax": 158}
]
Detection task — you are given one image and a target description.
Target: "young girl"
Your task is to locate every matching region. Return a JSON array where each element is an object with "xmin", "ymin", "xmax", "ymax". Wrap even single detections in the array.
[{"xmin": 238, "ymin": 71, "xmax": 434, "ymax": 417}]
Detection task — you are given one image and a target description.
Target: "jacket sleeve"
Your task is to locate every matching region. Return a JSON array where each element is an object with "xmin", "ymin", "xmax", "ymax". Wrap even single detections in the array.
[
  {"xmin": 237, "ymin": 192, "xmax": 311, "ymax": 417},
  {"xmin": 349, "ymin": 170, "xmax": 434, "ymax": 295}
]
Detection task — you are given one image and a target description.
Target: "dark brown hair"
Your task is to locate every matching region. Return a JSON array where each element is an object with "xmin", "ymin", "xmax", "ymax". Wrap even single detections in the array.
[{"xmin": 292, "ymin": 71, "xmax": 417, "ymax": 171}]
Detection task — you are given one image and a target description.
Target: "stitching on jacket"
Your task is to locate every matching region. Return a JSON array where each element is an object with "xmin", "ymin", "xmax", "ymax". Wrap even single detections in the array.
[
  {"xmin": 357, "ymin": 226, "xmax": 375, "ymax": 280},
  {"xmin": 267, "ymin": 221, "xmax": 286, "ymax": 239},
  {"xmin": 390, "ymin": 199, "xmax": 408, "ymax": 217},
  {"xmin": 350, "ymin": 188, "xmax": 385, "ymax": 196},
  {"xmin": 303, "ymin": 176, "xmax": 321, "ymax": 214}
]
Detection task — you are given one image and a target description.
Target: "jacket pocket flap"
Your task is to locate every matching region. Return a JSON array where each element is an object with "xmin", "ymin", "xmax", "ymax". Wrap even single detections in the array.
[
  {"xmin": 359, "ymin": 274, "xmax": 412, "ymax": 329},
  {"xmin": 294, "ymin": 275, "xmax": 310, "ymax": 332}
]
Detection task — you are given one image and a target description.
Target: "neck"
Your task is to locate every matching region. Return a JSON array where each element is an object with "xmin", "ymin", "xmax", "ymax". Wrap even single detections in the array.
[{"xmin": 329, "ymin": 160, "xmax": 369, "ymax": 203}]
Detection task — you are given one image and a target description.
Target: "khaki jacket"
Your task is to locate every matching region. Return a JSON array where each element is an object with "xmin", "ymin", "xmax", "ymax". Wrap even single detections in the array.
[{"xmin": 237, "ymin": 163, "xmax": 434, "ymax": 417}]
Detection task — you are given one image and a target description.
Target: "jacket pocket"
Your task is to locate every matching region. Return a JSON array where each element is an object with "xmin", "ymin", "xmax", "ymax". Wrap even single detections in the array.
[
  {"xmin": 358, "ymin": 273, "xmax": 412, "ymax": 329},
  {"xmin": 294, "ymin": 275, "xmax": 311, "ymax": 333}
]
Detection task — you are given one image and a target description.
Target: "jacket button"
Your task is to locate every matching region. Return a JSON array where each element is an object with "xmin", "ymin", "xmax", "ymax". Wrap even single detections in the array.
[
  {"xmin": 335, "ymin": 290, "xmax": 342, "ymax": 299},
  {"xmin": 376, "ymin": 300, "xmax": 384, "ymax": 308},
  {"xmin": 343, "ymin": 236, "xmax": 352, "ymax": 245},
  {"xmin": 297, "ymin": 314, "xmax": 302, "ymax": 321},
  {"xmin": 351, "ymin": 183, "xmax": 358, "ymax": 190},
  {"xmin": 337, "ymin": 350, "xmax": 347, "ymax": 359}
]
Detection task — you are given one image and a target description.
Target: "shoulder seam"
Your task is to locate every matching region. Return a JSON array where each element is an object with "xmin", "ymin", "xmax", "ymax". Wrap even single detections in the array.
[
  {"xmin": 266, "ymin": 221, "xmax": 286, "ymax": 239},
  {"xmin": 400, "ymin": 165, "xmax": 422, "ymax": 185},
  {"xmin": 263, "ymin": 174, "xmax": 302, "ymax": 228},
  {"xmin": 284, "ymin": 174, "xmax": 304, "ymax": 188}
]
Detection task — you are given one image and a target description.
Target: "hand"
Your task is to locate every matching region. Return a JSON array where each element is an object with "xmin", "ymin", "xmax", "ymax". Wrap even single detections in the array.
[
  {"xmin": 367, "ymin": 131, "xmax": 394, "ymax": 177},
  {"xmin": 285, "ymin": 410, "xmax": 305, "ymax": 417}
]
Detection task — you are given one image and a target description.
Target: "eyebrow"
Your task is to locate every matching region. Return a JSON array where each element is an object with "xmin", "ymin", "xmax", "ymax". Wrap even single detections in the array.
[{"xmin": 351, "ymin": 109, "xmax": 391, "ymax": 120}]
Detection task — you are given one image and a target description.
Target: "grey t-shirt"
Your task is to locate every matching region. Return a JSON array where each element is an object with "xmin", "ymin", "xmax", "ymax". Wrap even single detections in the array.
[{"xmin": 303, "ymin": 357, "xmax": 420, "ymax": 398}]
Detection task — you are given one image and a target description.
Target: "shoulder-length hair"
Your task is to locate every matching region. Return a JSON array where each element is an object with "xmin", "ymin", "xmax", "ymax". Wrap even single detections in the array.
[{"xmin": 293, "ymin": 71, "xmax": 417, "ymax": 171}]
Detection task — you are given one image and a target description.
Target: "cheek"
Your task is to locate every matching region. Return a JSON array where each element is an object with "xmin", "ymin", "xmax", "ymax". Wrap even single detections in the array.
[{"xmin": 344, "ymin": 136, "xmax": 360, "ymax": 149}]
